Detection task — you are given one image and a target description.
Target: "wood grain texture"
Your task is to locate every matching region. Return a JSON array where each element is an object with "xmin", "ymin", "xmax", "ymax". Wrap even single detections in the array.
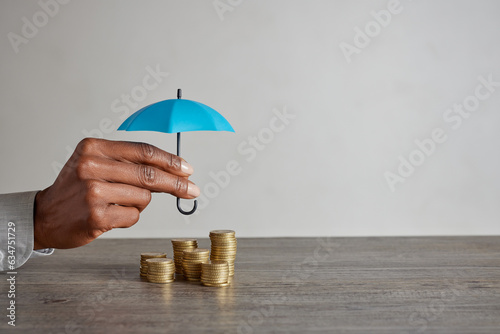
[{"xmin": 1, "ymin": 237, "xmax": 500, "ymax": 333}]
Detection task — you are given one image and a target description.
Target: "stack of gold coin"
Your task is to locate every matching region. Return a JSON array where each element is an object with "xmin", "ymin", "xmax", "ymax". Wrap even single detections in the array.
[
  {"xmin": 140, "ymin": 252, "xmax": 167, "ymax": 277},
  {"xmin": 146, "ymin": 258, "xmax": 175, "ymax": 283},
  {"xmin": 171, "ymin": 238, "xmax": 198, "ymax": 276},
  {"xmin": 209, "ymin": 230, "xmax": 237, "ymax": 276},
  {"xmin": 182, "ymin": 248, "xmax": 210, "ymax": 281},
  {"xmin": 201, "ymin": 260, "xmax": 230, "ymax": 287}
]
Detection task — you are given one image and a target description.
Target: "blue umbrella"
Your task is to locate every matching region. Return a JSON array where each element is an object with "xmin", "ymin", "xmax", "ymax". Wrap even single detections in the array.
[{"xmin": 118, "ymin": 89, "xmax": 234, "ymax": 215}]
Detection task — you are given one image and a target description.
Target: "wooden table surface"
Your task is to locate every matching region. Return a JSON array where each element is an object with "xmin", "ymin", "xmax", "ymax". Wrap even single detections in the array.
[{"xmin": 1, "ymin": 237, "xmax": 500, "ymax": 333}]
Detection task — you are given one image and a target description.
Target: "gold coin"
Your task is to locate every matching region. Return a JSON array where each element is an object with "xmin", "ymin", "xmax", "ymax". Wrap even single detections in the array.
[
  {"xmin": 202, "ymin": 268, "xmax": 229, "ymax": 273},
  {"xmin": 182, "ymin": 261, "xmax": 207, "ymax": 265},
  {"xmin": 148, "ymin": 268, "xmax": 174, "ymax": 272},
  {"xmin": 173, "ymin": 249, "xmax": 196, "ymax": 253},
  {"xmin": 202, "ymin": 268, "xmax": 229, "ymax": 272},
  {"xmin": 148, "ymin": 279, "xmax": 175, "ymax": 284},
  {"xmin": 203, "ymin": 260, "xmax": 228, "ymax": 265},
  {"xmin": 210, "ymin": 240, "xmax": 237, "ymax": 244},
  {"xmin": 149, "ymin": 273, "xmax": 175, "ymax": 277},
  {"xmin": 148, "ymin": 268, "xmax": 174, "ymax": 273},
  {"xmin": 171, "ymin": 238, "xmax": 197, "ymax": 242},
  {"xmin": 148, "ymin": 276, "xmax": 174, "ymax": 281},
  {"xmin": 148, "ymin": 271, "xmax": 175, "ymax": 276},
  {"xmin": 201, "ymin": 275, "xmax": 229, "ymax": 280},
  {"xmin": 183, "ymin": 255, "xmax": 210, "ymax": 259},
  {"xmin": 202, "ymin": 282, "xmax": 230, "ymax": 287},
  {"xmin": 184, "ymin": 248, "xmax": 210, "ymax": 253},
  {"xmin": 209, "ymin": 230, "xmax": 235, "ymax": 235},
  {"xmin": 185, "ymin": 277, "xmax": 201, "ymax": 282},
  {"xmin": 211, "ymin": 245, "xmax": 236, "ymax": 249},
  {"xmin": 183, "ymin": 257, "xmax": 210, "ymax": 261},
  {"xmin": 148, "ymin": 267, "xmax": 175, "ymax": 272},
  {"xmin": 202, "ymin": 269, "xmax": 229, "ymax": 273},
  {"xmin": 183, "ymin": 255, "xmax": 209, "ymax": 259},
  {"xmin": 182, "ymin": 261, "xmax": 203, "ymax": 266},
  {"xmin": 148, "ymin": 278, "xmax": 174, "ymax": 282},
  {"xmin": 202, "ymin": 272, "xmax": 229, "ymax": 277},
  {"xmin": 147, "ymin": 272, "xmax": 173, "ymax": 276},
  {"xmin": 148, "ymin": 266, "xmax": 174, "ymax": 270},
  {"xmin": 148, "ymin": 262, "xmax": 174, "ymax": 267},
  {"xmin": 148, "ymin": 272, "xmax": 174, "ymax": 277},
  {"xmin": 146, "ymin": 258, "xmax": 173, "ymax": 264},
  {"xmin": 141, "ymin": 252, "xmax": 167, "ymax": 258},
  {"xmin": 183, "ymin": 260, "xmax": 209, "ymax": 264},
  {"xmin": 202, "ymin": 273, "xmax": 229, "ymax": 277},
  {"xmin": 210, "ymin": 241, "xmax": 236, "ymax": 244},
  {"xmin": 202, "ymin": 279, "xmax": 228, "ymax": 283}
]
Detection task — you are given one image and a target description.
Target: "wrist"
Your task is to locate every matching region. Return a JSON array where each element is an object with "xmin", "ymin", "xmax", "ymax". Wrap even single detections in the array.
[{"xmin": 34, "ymin": 190, "xmax": 49, "ymax": 250}]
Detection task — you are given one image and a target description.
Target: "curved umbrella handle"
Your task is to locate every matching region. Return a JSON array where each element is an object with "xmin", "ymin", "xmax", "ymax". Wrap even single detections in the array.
[
  {"xmin": 177, "ymin": 198, "xmax": 198, "ymax": 215},
  {"xmin": 175, "ymin": 95, "xmax": 198, "ymax": 216}
]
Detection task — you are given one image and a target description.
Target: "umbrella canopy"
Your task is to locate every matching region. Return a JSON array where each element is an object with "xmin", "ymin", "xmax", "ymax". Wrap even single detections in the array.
[
  {"xmin": 117, "ymin": 89, "xmax": 234, "ymax": 215},
  {"xmin": 118, "ymin": 99, "xmax": 234, "ymax": 133}
]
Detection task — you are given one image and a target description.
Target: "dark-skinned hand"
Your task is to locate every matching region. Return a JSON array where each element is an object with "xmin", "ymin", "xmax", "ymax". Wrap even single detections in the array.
[{"xmin": 33, "ymin": 138, "xmax": 199, "ymax": 249}]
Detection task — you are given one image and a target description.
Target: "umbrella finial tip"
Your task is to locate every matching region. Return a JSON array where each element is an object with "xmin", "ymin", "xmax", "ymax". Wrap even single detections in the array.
[{"xmin": 177, "ymin": 88, "xmax": 182, "ymax": 99}]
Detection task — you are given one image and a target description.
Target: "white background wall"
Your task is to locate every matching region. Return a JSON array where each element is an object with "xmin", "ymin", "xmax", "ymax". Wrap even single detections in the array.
[{"xmin": 1, "ymin": 0, "xmax": 499, "ymax": 238}]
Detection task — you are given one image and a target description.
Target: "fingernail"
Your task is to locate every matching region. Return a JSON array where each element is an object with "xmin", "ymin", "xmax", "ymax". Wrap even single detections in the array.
[
  {"xmin": 187, "ymin": 182, "xmax": 200, "ymax": 198},
  {"xmin": 181, "ymin": 159, "xmax": 194, "ymax": 175}
]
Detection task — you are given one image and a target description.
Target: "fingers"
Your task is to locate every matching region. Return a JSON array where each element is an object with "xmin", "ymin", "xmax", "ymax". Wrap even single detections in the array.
[
  {"xmin": 100, "ymin": 182, "xmax": 152, "ymax": 212},
  {"xmin": 82, "ymin": 156, "xmax": 200, "ymax": 199},
  {"xmin": 103, "ymin": 205, "xmax": 141, "ymax": 229},
  {"xmin": 84, "ymin": 181, "xmax": 145, "ymax": 234},
  {"xmin": 78, "ymin": 138, "xmax": 193, "ymax": 177}
]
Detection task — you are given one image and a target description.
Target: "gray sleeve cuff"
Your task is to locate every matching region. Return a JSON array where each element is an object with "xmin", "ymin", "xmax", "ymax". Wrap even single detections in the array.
[
  {"xmin": 0, "ymin": 191, "xmax": 39, "ymax": 271},
  {"xmin": 31, "ymin": 248, "xmax": 55, "ymax": 257}
]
